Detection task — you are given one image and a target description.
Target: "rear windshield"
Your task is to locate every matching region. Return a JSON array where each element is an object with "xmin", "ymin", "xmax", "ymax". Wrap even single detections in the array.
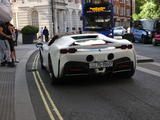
[{"xmin": 72, "ymin": 35, "xmax": 98, "ymax": 40}]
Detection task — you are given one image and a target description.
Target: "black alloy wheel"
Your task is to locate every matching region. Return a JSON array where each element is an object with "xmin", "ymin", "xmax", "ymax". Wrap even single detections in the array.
[
  {"xmin": 115, "ymin": 66, "xmax": 135, "ymax": 79},
  {"xmin": 131, "ymin": 34, "xmax": 135, "ymax": 43},
  {"xmin": 152, "ymin": 38, "xmax": 158, "ymax": 46},
  {"xmin": 141, "ymin": 35, "xmax": 148, "ymax": 44}
]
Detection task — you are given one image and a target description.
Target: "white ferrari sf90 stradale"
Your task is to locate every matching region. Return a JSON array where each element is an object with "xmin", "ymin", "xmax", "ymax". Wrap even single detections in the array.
[{"xmin": 37, "ymin": 33, "xmax": 136, "ymax": 83}]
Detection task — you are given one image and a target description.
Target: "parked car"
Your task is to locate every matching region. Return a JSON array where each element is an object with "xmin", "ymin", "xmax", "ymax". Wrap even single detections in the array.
[
  {"xmin": 113, "ymin": 26, "xmax": 127, "ymax": 36},
  {"xmin": 130, "ymin": 19, "xmax": 157, "ymax": 44},
  {"xmin": 152, "ymin": 20, "xmax": 160, "ymax": 46},
  {"xmin": 152, "ymin": 33, "xmax": 160, "ymax": 46},
  {"xmin": 36, "ymin": 33, "xmax": 136, "ymax": 83}
]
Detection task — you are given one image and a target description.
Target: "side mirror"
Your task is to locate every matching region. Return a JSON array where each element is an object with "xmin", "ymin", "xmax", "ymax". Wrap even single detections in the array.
[{"xmin": 36, "ymin": 42, "xmax": 43, "ymax": 48}]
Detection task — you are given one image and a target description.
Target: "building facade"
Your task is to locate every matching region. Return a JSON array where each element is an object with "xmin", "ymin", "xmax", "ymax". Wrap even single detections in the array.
[
  {"xmin": 11, "ymin": 0, "xmax": 135, "ymax": 37},
  {"xmin": 113, "ymin": 0, "xmax": 135, "ymax": 28},
  {"xmin": 11, "ymin": 0, "xmax": 82, "ymax": 37}
]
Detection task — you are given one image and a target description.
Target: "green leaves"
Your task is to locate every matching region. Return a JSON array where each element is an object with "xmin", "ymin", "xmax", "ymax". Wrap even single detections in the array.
[
  {"xmin": 139, "ymin": 1, "xmax": 160, "ymax": 19},
  {"xmin": 21, "ymin": 25, "xmax": 39, "ymax": 34},
  {"xmin": 134, "ymin": 0, "xmax": 160, "ymax": 20},
  {"xmin": 132, "ymin": 13, "xmax": 140, "ymax": 20}
]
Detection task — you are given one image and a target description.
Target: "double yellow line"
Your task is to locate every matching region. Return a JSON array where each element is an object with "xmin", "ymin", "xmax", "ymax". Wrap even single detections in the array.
[{"xmin": 32, "ymin": 54, "xmax": 63, "ymax": 120}]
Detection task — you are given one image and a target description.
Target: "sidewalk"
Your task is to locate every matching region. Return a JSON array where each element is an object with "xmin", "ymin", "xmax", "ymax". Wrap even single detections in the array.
[
  {"xmin": 0, "ymin": 43, "xmax": 154, "ymax": 120},
  {"xmin": 0, "ymin": 44, "xmax": 37, "ymax": 120}
]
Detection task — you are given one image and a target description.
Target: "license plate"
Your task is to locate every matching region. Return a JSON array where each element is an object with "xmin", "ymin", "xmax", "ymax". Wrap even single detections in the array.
[{"xmin": 89, "ymin": 61, "xmax": 113, "ymax": 69}]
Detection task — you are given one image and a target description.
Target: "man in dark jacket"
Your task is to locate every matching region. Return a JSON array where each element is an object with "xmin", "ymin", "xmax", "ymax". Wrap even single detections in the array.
[
  {"xmin": 43, "ymin": 26, "xmax": 49, "ymax": 42},
  {"xmin": 0, "ymin": 22, "xmax": 12, "ymax": 66}
]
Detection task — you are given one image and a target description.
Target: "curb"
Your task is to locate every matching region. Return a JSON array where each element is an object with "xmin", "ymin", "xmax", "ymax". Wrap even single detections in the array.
[
  {"xmin": 15, "ymin": 49, "xmax": 37, "ymax": 120},
  {"xmin": 137, "ymin": 55, "xmax": 154, "ymax": 63}
]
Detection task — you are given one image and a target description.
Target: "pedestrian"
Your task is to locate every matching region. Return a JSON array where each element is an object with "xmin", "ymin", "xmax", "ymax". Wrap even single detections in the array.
[
  {"xmin": 0, "ymin": 0, "xmax": 13, "ymax": 66},
  {"xmin": 39, "ymin": 27, "xmax": 44, "ymax": 42},
  {"xmin": 79, "ymin": 28, "xmax": 82, "ymax": 34},
  {"xmin": 6, "ymin": 22, "xmax": 19, "ymax": 65},
  {"xmin": 0, "ymin": 22, "xmax": 12, "ymax": 66},
  {"xmin": 43, "ymin": 26, "xmax": 49, "ymax": 42}
]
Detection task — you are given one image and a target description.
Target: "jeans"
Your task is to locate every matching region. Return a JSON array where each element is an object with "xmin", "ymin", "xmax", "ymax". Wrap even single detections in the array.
[{"xmin": 0, "ymin": 39, "xmax": 10, "ymax": 63}]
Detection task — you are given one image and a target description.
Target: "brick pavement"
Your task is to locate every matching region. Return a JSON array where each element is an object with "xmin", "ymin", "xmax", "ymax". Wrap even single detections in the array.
[{"xmin": 0, "ymin": 44, "xmax": 37, "ymax": 120}]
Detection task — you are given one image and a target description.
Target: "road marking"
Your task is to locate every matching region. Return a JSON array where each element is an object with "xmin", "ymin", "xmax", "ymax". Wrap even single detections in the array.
[
  {"xmin": 35, "ymin": 57, "xmax": 64, "ymax": 120},
  {"xmin": 32, "ymin": 53, "xmax": 64, "ymax": 120},
  {"xmin": 150, "ymin": 62, "xmax": 160, "ymax": 67},
  {"xmin": 32, "ymin": 54, "xmax": 55, "ymax": 120},
  {"xmin": 137, "ymin": 66, "xmax": 160, "ymax": 77}
]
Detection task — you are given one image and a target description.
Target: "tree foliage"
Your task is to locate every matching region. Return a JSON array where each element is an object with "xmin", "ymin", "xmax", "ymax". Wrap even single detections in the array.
[
  {"xmin": 134, "ymin": 0, "xmax": 160, "ymax": 20},
  {"xmin": 135, "ymin": 0, "xmax": 146, "ymax": 13},
  {"xmin": 132, "ymin": 13, "xmax": 140, "ymax": 20}
]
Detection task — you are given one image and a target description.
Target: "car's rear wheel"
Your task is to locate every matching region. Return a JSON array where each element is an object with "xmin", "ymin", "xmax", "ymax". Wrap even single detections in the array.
[
  {"xmin": 142, "ymin": 35, "xmax": 148, "ymax": 44},
  {"xmin": 48, "ymin": 56, "xmax": 59, "ymax": 84},
  {"xmin": 115, "ymin": 67, "xmax": 135, "ymax": 79},
  {"xmin": 131, "ymin": 34, "xmax": 135, "ymax": 43},
  {"xmin": 152, "ymin": 38, "xmax": 157, "ymax": 46},
  {"xmin": 39, "ymin": 51, "xmax": 45, "ymax": 69}
]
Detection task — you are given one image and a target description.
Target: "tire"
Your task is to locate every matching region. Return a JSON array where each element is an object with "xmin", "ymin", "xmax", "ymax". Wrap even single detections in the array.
[
  {"xmin": 122, "ymin": 33, "xmax": 135, "ymax": 43},
  {"xmin": 131, "ymin": 34, "xmax": 135, "ymax": 43},
  {"xmin": 48, "ymin": 56, "xmax": 59, "ymax": 84},
  {"xmin": 116, "ymin": 67, "xmax": 135, "ymax": 79},
  {"xmin": 141, "ymin": 35, "xmax": 148, "ymax": 44},
  {"xmin": 39, "ymin": 51, "xmax": 45, "ymax": 69},
  {"xmin": 152, "ymin": 39, "xmax": 157, "ymax": 46}
]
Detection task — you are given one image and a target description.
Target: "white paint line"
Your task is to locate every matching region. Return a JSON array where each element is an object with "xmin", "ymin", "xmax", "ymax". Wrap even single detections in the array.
[
  {"xmin": 137, "ymin": 66, "xmax": 160, "ymax": 78},
  {"xmin": 150, "ymin": 62, "xmax": 160, "ymax": 67}
]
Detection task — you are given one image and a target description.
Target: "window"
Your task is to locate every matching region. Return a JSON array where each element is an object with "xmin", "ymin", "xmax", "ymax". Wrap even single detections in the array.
[
  {"xmin": 31, "ymin": 10, "xmax": 39, "ymax": 27},
  {"xmin": 85, "ymin": 0, "xmax": 110, "ymax": 4},
  {"xmin": 120, "ymin": 7, "xmax": 124, "ymax": 16},
  {"xmin": 126, "ymin": 9, "xmax": 130, "ymax": 17},
  {"xmin": 119, "ymin": 0, "xmax": 123, "ymax": 3},
  {"xmin": 114, "ymin": 6, "xmax": 119, "ymax": 15},
  {"xmin": 126, "ymin": 0, "xmax": 131, "ymax": 5},
  {"xmin": 75, "ymin": 0, "xmax": 79, "ymax": 3},
  {"xmin": 72, "ymin": 10, "xmax": 77, "ymax": 30},
  {"xmin": 12, "ymin": 0, "xmax": 16, "ymax": 2}
]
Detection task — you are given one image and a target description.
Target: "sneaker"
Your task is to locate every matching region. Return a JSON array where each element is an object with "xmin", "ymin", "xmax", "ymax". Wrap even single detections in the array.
[
  {"xmin": 1, "ymin": 62, "xmax": 6, "ymax": 66},
  {"xmin": 15, "ymin": 59, "xmax": 20, "ymax": 63}
]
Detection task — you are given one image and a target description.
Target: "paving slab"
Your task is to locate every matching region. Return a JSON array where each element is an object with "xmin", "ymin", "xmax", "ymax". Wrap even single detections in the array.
[{"xmin": 0, "ymin": 44, "xmax": 37, "ymax": 120}]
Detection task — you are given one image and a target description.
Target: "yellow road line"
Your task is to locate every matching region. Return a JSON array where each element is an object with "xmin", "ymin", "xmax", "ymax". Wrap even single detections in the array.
[
  {"xmin": 32, "ymin": 54, "xmax": 55, "ymax": 120},
  {"xmin": 34, "ymin": 54, "xmax": 64, "ymax": 120},
  {"xmin": 36, "ymin": 71, "xmax": 64, "ymax": 120},
  {"xmin": 33, "ymin": 72, "xmax": 55, "ymax": 120}
]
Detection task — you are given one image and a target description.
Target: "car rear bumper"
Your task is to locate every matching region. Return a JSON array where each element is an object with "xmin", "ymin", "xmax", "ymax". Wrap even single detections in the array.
[
  {"xmin": 155, "ymin": 38, "xmax": 160, "ymax": 44},
  {"xmin": 63, "ymin": 57, "xmax": 134, "ymax": 77}
]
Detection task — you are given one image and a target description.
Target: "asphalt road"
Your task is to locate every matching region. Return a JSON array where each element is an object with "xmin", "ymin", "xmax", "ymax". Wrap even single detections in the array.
[{"xmin": 26, "ymin": 43, "xmax": 160, "ymax": 120}]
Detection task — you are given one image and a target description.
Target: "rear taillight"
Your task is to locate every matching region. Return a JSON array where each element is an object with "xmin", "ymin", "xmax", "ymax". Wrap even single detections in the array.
[
  {"xmin": 117, "ymin": 44, "xmax": 132, "ymax": 49},
  {"xmin": 68, "ymin": 48, "xmax": 77, "ymax": 53},
  {"xmin": 121, "ymin": 45, "xmax": 128, "ymax": 49},
  {"xmin": 60, "ymin": 49, "xmax": 68, "ymax": 54},
  {"xmin": 60, "ymin": 48, "xmax": 77, "ymax": 54},
  {"xmin": 127, "ymin": 44, "xmax": 133, "ymax": 49}
]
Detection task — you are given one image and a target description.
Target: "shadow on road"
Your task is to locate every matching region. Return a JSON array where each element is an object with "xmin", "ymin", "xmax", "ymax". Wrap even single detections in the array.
[{"xmin": 52, "ymin": 74, "xmax": 135, "ymax": 87}]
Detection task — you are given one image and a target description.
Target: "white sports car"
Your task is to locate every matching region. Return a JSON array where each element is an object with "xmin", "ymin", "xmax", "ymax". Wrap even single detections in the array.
[{"xmin": 37, "ymin": 33, "xmax": 136, "ymax": 82}]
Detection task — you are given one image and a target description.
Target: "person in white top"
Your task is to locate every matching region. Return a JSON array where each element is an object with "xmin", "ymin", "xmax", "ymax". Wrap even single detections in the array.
[
  {"xmin": 0, "ymin": 0, "xmax": 12, "ymax": 22},
  {"xmin": 0, "ymin": 0, "xmax": 12, "ymax": 66}
]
